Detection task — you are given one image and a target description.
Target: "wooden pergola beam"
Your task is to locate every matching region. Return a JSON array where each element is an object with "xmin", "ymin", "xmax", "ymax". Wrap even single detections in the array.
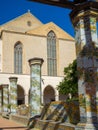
[{"xmin": 28, "ymin": 0, "xmax": 75, "ymax": 9}]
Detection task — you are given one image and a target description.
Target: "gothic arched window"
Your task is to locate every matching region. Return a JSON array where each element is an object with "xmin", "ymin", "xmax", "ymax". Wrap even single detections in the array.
[
  {"xmin": 14, "ymin": 42, "xmax": 22, "ymax": 74},
  {"xmin": 47, "ymin": 31, "xmax": 57, "ymax": 76}
]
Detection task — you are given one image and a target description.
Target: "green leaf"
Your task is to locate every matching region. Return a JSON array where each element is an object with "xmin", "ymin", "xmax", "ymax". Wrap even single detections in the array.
[{"xmin": 57, "ymin": 59, "xmax": 78, "ymax": 98}]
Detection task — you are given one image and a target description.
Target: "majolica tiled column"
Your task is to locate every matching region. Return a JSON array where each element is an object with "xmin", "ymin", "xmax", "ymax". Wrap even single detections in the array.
[
  {"xmin": 28, "ymin": 58, "xmax": 44, "ymax": 116},
  {"xmin": 2, "ymin": 84, "xmax": 9, "ymax": 112},
  {"xmin": 25, "ymin": 94, "xmax": 28, "ymax": 105},
  {"xmin": 71, "ymin": 9, "xmax": 98, "ymax": 125},
  {"xmin": 55, "ymin": 91, "xmax": 59, "ymax": 101},
  {"xmin": 0, "ymin": 86, "xmax": 2, "ymax": 113},
  {"xmin": 9, "ymin": 77, "xmax": 18, "ymax": 114}
]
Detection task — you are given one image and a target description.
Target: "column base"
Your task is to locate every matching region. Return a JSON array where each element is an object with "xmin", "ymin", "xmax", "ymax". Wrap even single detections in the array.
[{"xmin": 75, "ymin": 123, "xmax": 98, "ymax": 130}]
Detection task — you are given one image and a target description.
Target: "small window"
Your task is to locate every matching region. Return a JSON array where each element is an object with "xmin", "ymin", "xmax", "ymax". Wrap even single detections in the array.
[{"xmin": 27, "ymin": 21, "xmax": 32, "ymax": 26}]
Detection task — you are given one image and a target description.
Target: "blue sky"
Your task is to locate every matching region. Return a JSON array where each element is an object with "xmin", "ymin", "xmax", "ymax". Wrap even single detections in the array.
[{"xmin": 0, "ymin": 0, "xmax": 75, "ymax": 37}]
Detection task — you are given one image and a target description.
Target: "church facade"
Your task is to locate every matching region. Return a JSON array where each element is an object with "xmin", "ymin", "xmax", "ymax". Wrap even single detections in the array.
[{"xmin": 0, "ymin": 12, "xmax": 76, "ymax": 108}]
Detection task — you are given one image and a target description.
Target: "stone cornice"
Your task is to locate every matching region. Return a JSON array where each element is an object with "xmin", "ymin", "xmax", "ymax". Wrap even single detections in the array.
[{"xmin": 1, "ymin": 30, "xmax": 75, "ymax": 42}]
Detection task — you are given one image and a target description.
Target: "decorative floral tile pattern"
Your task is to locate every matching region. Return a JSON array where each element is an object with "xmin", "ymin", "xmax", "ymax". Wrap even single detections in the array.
[
  {"xmin": 75, "ymin": 15, "xmax": 98, "ymax": 123},
  {"xmin": 30, "ymin": 64, "xmax": 41, "ymax": 116}
]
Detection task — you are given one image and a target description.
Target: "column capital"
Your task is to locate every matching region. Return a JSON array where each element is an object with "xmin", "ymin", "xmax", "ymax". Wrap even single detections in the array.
[
  {"xmin": 2, "ymin": 84, "xmax": 9, "ymax": 88},
  {"xmin": 9, "ymin": 77, "xmax": 18, "ymax": 82},
  {"xmin": 70, "ymin": 2, "xmax": 98, "ymax": 25},
  {"xmin": 28, "ymin": 57, "xmax": 44, "ymax": 66}
]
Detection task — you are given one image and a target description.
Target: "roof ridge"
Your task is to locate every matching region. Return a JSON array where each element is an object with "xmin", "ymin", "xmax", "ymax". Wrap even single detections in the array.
[
  {"xmin": 0, "ymin": 11, "xmax": 42, "ymax": 27},
  {"xmin": 27, "ymin": 21, "xmax": 74, "ymax": 40}
]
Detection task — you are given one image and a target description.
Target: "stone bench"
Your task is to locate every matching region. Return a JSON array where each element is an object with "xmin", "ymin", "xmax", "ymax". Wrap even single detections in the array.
[
  {"xmin": 10, "ymin": 114, "xmax": 29, "ymax": 126},
  {"xmin": 2, "ymin": 112, "xmax": 10, "ymax": 119},
  {"xmin": 28, "ymin": 101, "xmax": 80, "ymax": 130},
  {"xmin": 17, "ymin": 104, "xmax": 30, "ymax": 117},
  {"xmin": 10, "ymin": 104, "xmax": 30, "ymax": 125}
]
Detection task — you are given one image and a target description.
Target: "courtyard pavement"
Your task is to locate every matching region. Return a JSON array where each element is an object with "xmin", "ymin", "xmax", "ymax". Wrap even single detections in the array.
[{"xmin": 0, "ymin": 117, "xmax": 28, "ymax": 130}]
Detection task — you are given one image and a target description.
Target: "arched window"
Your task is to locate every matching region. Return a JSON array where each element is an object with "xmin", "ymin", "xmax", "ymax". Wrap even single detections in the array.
[
  {"xmin": 14, "ymin": 42, "xmax": 22, "ymax": 74},
  {"xmin": 47, "ymin": 31, "xmax": 57, "ymax": 76}
]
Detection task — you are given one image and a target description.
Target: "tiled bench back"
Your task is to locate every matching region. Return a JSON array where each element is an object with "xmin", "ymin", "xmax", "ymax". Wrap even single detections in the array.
[{"xmin": 40, "ymin": 101, "xmax": 80, "ymax": 124}]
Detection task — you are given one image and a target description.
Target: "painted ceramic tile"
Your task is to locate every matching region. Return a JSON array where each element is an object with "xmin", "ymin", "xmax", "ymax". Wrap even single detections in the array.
[
  {"xmin": 10, "ymin": 81, "xmax": 17, "ymax": 113},
  {"xmin": 3, "ymin": 87, "xmax": 8, "ymax": 112},
  {"xmin": 75, "ymin": 14, "xmax": 98, "ymax": 123},
  {"xmin": 30, "ymin": 65, "xmax": 41, "ymax": 116},
  {"xmin": 84, "ymin": 17, "xmax": 98, "ymax": 47}
]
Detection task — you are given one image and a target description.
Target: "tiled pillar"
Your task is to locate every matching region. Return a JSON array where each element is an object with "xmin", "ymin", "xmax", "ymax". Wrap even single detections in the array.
[
  {"xmin": 2, "ymin": 84, "xmax": 9, "ymax": 112},
  {"xmin": 9, "ymin": 77, "xmax": 18, "ymax": 114},
  {"xmin": 70, "ymin": 9, "xmax": 98, "ymax": 126},
  {"xmin": 25, "ymin": 94, "xmax": 28, "ymax": 105},
  {"xmin": 55, "ymin": 91, "xmax": 59, "ymax": 101},
  {"xmin": 28, "ymin": 58, "xmax": 44, "ymax": 116},
  {"xmin": 0, "ymin": 86, "xmax": 2, "ymax": 113}
]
